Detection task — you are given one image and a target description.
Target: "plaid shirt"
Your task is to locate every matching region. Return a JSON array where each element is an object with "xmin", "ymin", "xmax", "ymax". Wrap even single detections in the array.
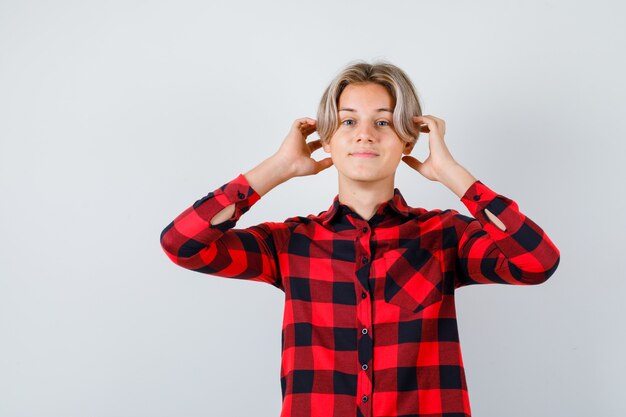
[{"xmin": 160, "ymin": 173, "xmax": 560, "ymax": 417}]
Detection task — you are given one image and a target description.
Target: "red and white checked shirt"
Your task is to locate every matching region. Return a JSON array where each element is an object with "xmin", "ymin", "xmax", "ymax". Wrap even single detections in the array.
[{"xmin": 160, "ymin": 173, "xmax": 560, "ymax": 417}]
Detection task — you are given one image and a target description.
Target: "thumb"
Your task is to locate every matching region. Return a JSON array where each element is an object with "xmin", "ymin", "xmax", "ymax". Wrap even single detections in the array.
[
  {"xmin": 402, "ymin": 155, "xmax": 423, "ymax": 173},
  {"xmin": 315, "ymin": 157, "xmax": 334, "ymax": 174}
]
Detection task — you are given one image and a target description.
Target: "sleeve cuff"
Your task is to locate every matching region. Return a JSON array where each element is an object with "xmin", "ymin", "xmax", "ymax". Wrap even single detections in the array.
[
  {"xmin": 194, "ymin": 173, "xmax": 262, "ymax": 224},
  {"xmin": 460, "ymin": 180, "xmax": 496, "ymax": 209},
  {"xmin": 459, "ymin": 180, "xmax": 525, "ymax": 234}
]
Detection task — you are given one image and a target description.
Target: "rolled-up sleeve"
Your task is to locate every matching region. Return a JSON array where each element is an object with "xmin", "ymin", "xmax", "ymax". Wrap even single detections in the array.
[
  {"xmin": 160, "ymin": 173, "xmax": 291, "ymax": 290},
  {"xmin": 453, "ymin": 180, "xmax": 561, "ymax": 288}
]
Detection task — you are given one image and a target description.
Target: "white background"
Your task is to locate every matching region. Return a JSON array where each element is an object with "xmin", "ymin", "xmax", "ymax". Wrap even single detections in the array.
[{"xmin": 1, "ymin": 0, "xmax": 624, "ymax": 416}]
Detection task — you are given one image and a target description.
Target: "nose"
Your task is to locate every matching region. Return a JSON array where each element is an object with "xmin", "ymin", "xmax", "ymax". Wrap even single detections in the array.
[{"xmin": 355, "ymin": 123, "xmax": 375, "ymax": 142}]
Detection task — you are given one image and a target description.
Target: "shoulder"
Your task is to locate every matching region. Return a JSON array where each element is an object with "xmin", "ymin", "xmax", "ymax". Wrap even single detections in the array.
[
  {"xmin": 283, "ymin": 212, "xmax": 316, "ymax": 223},
  {"xmin": 404, "ymin": 205, "xmax": 477, "ymax": 241},
  {"xmin": 405, "ymin": 204, "xmax": 472, "ymax": 224}
]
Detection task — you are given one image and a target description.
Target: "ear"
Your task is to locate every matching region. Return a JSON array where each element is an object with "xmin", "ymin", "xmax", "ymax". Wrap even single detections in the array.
[
  {"xmin": 402, "ymin": 140, "xmax": 415, "ymax": 155},
  {"xmin": 322, "ymin": 140, "xmax": 331, "ymax": 153}
]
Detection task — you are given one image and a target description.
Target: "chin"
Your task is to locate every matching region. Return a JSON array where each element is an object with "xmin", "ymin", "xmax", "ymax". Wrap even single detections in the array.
[{"xmin": 343, "ymin": 172, "xmax": 387, "ymax": 183}]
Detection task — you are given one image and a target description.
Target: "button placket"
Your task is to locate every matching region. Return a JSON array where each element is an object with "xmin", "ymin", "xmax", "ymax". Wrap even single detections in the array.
[{"xmin": 355, "ymin": 220, "xmax": 373, "ymax": 416}]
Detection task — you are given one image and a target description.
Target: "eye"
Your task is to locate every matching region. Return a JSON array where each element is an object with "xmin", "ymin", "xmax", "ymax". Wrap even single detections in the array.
[
  {"xmin": 341, "ymin": 119, "xmax": 355, "ymax": 126},
  {"xmin": 376, "ymin": 120, "xmax": 391, "ymax": 127}
]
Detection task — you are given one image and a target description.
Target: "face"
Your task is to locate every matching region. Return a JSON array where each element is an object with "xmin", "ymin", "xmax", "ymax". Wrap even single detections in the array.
[{"xmin": 323, "ymin": 82, "xmax": 414, "ymax": 185}]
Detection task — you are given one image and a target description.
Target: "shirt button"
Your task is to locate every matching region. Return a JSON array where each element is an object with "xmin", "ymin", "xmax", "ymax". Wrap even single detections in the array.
[
  {"xmin": 361, "ymin": 292, "xmax": 367, "ymax": 299},
  {"xmin": 362, "ymin": 328, "xmax": 368, "ymax": 335},
  {"xmin": 238, "ymin": 191, "xmax": 245, "ymax": 199},
  {"xmin": 361, "ymin": 256, "xmax": 368, "ymax": 264},
  {"xmin": 362, "ymin": 227, "xmax": 368, "ymax": 233},
  {"xmin": 362, "ymin": 364, "xmax": 368, "ymax": 371},
  {"xmin": 362, "ymin": 395, "xmax": 368, "ymax": 403},
  {"xmin": 473, "ymin": 195, "xmax": 480, "ymax": 201}
]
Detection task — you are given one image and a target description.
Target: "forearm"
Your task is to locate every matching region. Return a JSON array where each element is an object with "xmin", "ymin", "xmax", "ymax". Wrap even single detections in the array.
[
  {"xmin": 439, "ymin": 162, "xmax": 506, "ymax": 231},
  {"xmin": 210, "ymin": 155, "xmax": 293, "ymax": 225},
  {"xmin": 160, "ymin": 173, "xmax": 286, "ymax": 287},
  {"xmin": 161, "ymin": 173, "xmax": 261, "ymax": 259},
  {"xmin": 244, "ymin": 154, "xmax": 294, "ymax": 197},
  {"xmin": 456, "ymin": 179, "xmax": 561, "ymax": 286},
  {"xmin": 438, "ymin": 162, "xmax": 477, "ymax": 199}
]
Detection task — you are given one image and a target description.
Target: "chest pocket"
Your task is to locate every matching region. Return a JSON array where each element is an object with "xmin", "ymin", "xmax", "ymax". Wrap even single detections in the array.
[{"xmin": 383, "ymin": 247, "xmax": 443, "ymax": 313}]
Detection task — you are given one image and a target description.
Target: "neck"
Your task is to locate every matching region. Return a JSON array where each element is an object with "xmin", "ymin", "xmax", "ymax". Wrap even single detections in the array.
[{"xmin": 337, "ymin": 175, "xmax": 396, "ymax": 222}]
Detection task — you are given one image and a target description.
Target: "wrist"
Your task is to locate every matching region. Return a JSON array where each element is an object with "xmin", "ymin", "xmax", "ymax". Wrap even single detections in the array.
[
  {"xmin": 244, "ymin": 154, "xmax": 293, "ymax": 197},
  {"xmin": 267, "ymin": 153, "xmax": 297, "ymax": 182},
  {"xmin": 437, "ymin": 162, "xmax": 477, "ymax": 199}
]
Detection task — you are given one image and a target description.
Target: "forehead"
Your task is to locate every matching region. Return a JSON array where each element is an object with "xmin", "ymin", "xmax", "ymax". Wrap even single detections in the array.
[{"xmin": 338, "ymin": 83, "xmax": 393, "ymax": 109}]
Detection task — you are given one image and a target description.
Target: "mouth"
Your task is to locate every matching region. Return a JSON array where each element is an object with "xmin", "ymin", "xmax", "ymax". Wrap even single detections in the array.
[{"xmin": 350, "ymin": 152, "xmax": 379, "ymax": 158}]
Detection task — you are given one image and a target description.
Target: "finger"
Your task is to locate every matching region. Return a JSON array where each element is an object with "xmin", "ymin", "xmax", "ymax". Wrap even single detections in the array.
[
  {"xmin": 307, "ymin": 139, "xmax": 323, "ymax": 151},
  {"xmin": 416, "ymin": 116, "xmax": 442, "ymax": 136},
  {"xmin": 422, "ymin": 115, "xmax": 445, "ymax": 134},
  {"xmin": 294, "ymin": 118, "xmax": 316, "ymax": 132},
  {"xmin": 302, "ymin": 128, "xmax": 318, "ymax": 139},
  {"xmin": 401, "ymin": 155, "xmax": 422, "ymax": 171},
  {"xmin": 303, "ymin": 124, "xmax": 317, "ymax": 134},
  {"xmin": 299, "ymin": 123, "xmax": 318, "ymax": 138},
  {"xmin": 413, "ymin": 116, "xmax": 435, "ymax": 133},
  {"xmin": 412, "ymin": 119, "xmax": 427, "ymax": 131},
  {"xmin": 297, "ymin": 117, "xmax": 317, "ymax": 126}
]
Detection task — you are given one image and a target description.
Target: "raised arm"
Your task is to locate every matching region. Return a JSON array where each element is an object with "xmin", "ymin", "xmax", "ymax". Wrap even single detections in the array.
[
  {"xmin": 402, "ymin": 115, "xmax": 560, "ymax": 287},
  {"xmin": 159, "ymin": 118, "xmax": 333, "ymax": 289}
]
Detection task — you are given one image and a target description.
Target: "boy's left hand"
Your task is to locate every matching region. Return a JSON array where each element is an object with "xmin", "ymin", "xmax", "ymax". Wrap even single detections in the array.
[{"xmin": 402, "ymin": 115, "xmax": 459, "ymax": 182}]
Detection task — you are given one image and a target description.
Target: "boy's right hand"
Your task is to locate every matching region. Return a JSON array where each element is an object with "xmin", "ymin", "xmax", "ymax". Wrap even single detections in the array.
[{"xmin": 273, "ymin": 118, "xmax": 334, "ymax": 178}]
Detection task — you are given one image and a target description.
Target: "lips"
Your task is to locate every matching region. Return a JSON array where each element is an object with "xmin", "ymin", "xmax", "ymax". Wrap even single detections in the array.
[{"xmin": 351, "ymin": 151, "xmax": 379, "ymax": 158}]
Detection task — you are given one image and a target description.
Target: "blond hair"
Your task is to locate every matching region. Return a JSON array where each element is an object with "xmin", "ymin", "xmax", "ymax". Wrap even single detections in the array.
[{"xmin": 317, "ymin": 60, "xmax": 423, "ymax": 145}]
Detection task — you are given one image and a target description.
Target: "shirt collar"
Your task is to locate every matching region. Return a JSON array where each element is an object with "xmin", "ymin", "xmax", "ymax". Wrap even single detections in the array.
[{"xmin": 320, "ymin": 188, "xmax": 411, "ymax": 226}]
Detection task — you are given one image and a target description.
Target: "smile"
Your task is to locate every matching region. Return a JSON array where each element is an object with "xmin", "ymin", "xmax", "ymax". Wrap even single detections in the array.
[{"xmin": 351, "ymin": 152, "xmax": 379, "ymax": 158}]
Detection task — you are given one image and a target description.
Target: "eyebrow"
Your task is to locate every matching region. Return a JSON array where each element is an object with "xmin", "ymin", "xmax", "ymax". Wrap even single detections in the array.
[{"xmin": 339, "ymin": 107, "xmax": 393, "ymax": 113}]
